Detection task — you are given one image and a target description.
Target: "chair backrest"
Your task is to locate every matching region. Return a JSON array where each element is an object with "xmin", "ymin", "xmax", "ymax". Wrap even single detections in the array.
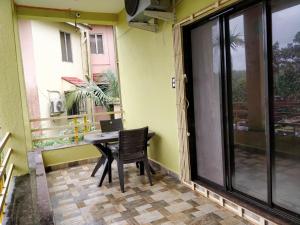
[
  {"xmin": 118, "ymin": 127, "xmax": 148, "ymax": 162},
  {"xmin": 100, "ymin": 119, "xmax": 123, "ymax": 132}
]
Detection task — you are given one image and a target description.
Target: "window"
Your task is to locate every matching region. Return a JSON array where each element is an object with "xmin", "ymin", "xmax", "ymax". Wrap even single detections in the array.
[
  {"xmin": 90, "ymin": 34, "xmax": 104, "ymax": 54},
  {"xmin": 60, "ymin": 31, "xmax": 73, "ymax": 62}
]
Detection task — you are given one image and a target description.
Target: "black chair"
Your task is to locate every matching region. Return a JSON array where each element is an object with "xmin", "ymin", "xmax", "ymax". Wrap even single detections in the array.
[
  {"xmin": 91, "ymin": 119, "xmax": 124, "ymax": 178},
  {"xmin": 111, "ymin": 127, "xmax": 152, "ymax": 192},
  {"xmin": 100, "ymin": 118, "xmax": 152, "ymax": 174},
  {"xmin": 100, "ymin": 118, "xmax": 123, "ymax": 132}
]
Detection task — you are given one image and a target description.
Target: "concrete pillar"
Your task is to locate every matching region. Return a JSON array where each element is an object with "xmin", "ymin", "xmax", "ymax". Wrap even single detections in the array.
[
  {"xmin": 244, "ymin": 6, "xmax": 265, "ymax": 131},
  {"xmin": 0, "ymin": 0, "xmax": 31, "ymax": 174}
]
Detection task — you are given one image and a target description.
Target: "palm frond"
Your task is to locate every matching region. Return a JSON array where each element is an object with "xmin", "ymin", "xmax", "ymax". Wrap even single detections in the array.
[
  {"xmin": 104, "ymin": 70, "xmax": 120, "ymax": 100},
  {"xmin": 66, "ymin": 71, "xmax": 120, "ymax": 112},
  {"xmin": 230, "ymin": 26, "xmax": 244, "ymax": 50}
]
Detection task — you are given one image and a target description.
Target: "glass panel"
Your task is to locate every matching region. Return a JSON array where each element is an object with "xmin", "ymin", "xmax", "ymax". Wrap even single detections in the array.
[
  {"xmin": 229, "ymin": 3, "xmax": 268, "ymax": 201},
  {"xmin": 90, "ymin": 34, "xmax": 97, "ymax": 54},
  {"xmin": 97, "ymin": 34, "xmax": 104, "ymax": 54},
  {"xmin": 60, "ymin": 31, "xmax": 67, "ymax": 61},
  {"xmin": 66, "ymin": 33, "xmax": 72, "ymax": 62},
  {"xmin": 271, "ymin": 0, "xmax": 300, "ymax": 214},
  {"xmin": 190, "ymin": 18, "xmax": 224, "ymax": 186}
]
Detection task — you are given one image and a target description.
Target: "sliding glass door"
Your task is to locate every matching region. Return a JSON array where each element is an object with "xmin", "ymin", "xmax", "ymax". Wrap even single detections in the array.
[
  {"xmin": 184, "ymin": 0, "xmax": 300, "ymax": 222},
  {"xmin": 271, "ymin": 0, "xmax": 300, "ymax": 214},
  {"xmin": 190, "ymin": 18, "xmax": 225, "ymax": 186},
  {"xmin": 228, "ymin": 3, "xmax": 268, "ymax": 202}
]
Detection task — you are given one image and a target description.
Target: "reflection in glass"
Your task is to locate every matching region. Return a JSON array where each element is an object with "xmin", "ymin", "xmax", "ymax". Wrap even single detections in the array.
[
  {"xmin": 272, "ymin": 0, "xmax": 300, "ymax": 214},
  {"xmin": 229, "ymin": 3, "xmax": 268, "ymax": 201},
  {"xmin": 190, "ymin": 19, "xmax": 224, "ymax": 186},
  {"xmin": 97, "ymin": 34, "xmax": 104, "ymax": 54},
  {"xmin": 90, "ymin": 34, "xmax": 97, "ymax": 54}
]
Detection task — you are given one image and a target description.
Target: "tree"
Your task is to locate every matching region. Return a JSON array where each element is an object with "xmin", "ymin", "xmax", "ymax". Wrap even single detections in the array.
[
  {"xmin": 66, "ymin": 71, "xmax": 120, "ymax": 116},
  {"xmin": 273, "ymin": 31, "xmax": 300, "ymax": 98},
  {"xmin": 230, "ymin": 27, "xmax": 246, "ymax": 103}
]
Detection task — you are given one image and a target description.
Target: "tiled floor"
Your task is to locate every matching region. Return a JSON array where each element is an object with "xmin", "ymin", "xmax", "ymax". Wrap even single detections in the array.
[{"xmin": 47, "ymin": 162, "xmax": 252, "ymax": 225}]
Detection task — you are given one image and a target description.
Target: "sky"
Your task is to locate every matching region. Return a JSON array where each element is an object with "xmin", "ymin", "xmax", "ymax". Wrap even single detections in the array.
[{"xmin": 229, "ymin": 3, "xmax": 300, "ymax": 71}]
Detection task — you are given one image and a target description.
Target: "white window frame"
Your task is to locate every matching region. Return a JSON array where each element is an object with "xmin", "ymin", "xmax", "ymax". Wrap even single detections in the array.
[
  {"xmin": 90, "ymin": 33, "xmax": 104, "ymax": 54},
  {"xmin": 60, "ymin": 31, "xmax": 73, "ymax": 62}
]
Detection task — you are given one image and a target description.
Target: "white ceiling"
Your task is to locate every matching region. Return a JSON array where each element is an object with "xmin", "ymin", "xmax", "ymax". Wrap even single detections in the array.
[{"xmin": 15, "ymin": 0, "xmax": 124, "ymax": 13}]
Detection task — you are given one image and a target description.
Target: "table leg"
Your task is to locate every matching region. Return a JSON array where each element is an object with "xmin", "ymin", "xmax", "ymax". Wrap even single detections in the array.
[
  {"xmin": 91, "ymin": 156, "xmax": 106, "ymax": 177},
  {"xmin": 98, "ymin": 159, "xmax": 109, "ymax": 187}
]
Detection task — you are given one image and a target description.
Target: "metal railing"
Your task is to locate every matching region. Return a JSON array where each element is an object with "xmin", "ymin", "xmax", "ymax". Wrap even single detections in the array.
[
  {"xmin": 30, "ymin": 111, "xmax": 123, "ymax": 149},
  {"xmin": 0, "ymin": 131, "xmax": 14, "ymax": 222}
]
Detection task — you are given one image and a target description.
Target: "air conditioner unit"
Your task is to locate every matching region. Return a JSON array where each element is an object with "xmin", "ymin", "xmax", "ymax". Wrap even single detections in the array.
[
  {"xmin": 48, "ymin": 90, "xmax": 65, "ymax": 116},
  {"xmin": 125, "ymin": 0, "xmax": 175, "ymax": 32},
  {"xmin": 50, "ymin": 99, "xmax": 64, "ymax": 116}
]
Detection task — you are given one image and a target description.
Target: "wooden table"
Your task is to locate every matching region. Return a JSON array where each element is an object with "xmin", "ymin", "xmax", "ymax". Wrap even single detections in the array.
[{"xmin": 84, "ymin": 130, "xmax": 155, "ymax": 187}]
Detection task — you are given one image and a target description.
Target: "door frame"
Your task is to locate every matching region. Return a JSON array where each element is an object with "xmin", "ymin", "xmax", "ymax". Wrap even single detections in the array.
[
  {"xmin": 182, "ymin": 16, "xmax": 228, "ymax": 192},
  {"xmin": 182, "ymin": 0, "xmax": 300, "ymax": 223}
]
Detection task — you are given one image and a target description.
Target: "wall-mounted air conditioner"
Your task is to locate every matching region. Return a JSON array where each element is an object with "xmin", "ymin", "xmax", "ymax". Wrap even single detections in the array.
[
  {"xmin": 125, "ymin": 0, "xmax": 175, "ymax": 32},
  {"xmin": 50, "ymin": 99, "xmax": 64, "ymax": 116},
  {"xmin": 48, "ymin": 90, "xmax": 65, "ymax": 116}
]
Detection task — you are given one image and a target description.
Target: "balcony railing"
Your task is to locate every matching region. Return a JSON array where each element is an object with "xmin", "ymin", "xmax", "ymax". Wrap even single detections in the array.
[
  {"xmin": 30, "ymin": 111, "xmax": 123, "ymax": 149},
  {"xmin": 0, "ymin": 131, "xmax": 14, "ymax": 222}
]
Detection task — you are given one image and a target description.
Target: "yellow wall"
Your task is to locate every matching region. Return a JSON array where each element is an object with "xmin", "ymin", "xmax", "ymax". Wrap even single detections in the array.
[
  {"xmin": 116, "ymin": 0, "xmax": 217, "ymax": 174},
  {"xmin": 0, "ymin": 0, "xmax": 31, "ymax": 174},
  {"xmin": 0, "ymin": 0, "xmax": 231, "ymax": 174},
  {"xmin": 116, "ymin": 12, "xmax": 179, "ymax": 173},
  {"xmin": 175, "ymin": 0, "xmax": 216, "ymax": 21},
  {"xmin": 42, "ymin": 144, "xmax": 99, "ymax": 167},
  {"xmin": 16, "ymin": 6, "xmax": 118, "ymax": 25}
]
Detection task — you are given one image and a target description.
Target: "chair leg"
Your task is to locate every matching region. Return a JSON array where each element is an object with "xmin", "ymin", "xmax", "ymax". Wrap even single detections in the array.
[
  {"xmin": 98, "ymin": 159, "xmax": 108, "ymax": 187},
  {"xmin": 117, "ymin": 160, "xmax": 125, "ymax": 192},
  {"xmin": 149, "ymin": 164, "xmax": 156, "ymax": 175},
  {"xmin": 108, "ymin": 158, "xmax": 113, "ymax": 183},
  {"xmin": 91, "ymin": 156, "xmax": 105, "ymax": 177},
  {"xmin": 139, "ymin": 161, "xmax": 144, "ymax": 176},
  {"xmin": 143, "ymin": 159, "xmax": 153, "ymax": 186}
]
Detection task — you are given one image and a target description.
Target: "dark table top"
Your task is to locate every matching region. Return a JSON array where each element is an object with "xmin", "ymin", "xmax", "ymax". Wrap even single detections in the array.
[{"xmin": 84, "ymin": 130, "xmax": 155, "ymax": 145}]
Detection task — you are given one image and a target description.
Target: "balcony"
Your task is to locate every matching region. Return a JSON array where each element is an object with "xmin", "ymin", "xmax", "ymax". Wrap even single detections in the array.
[{"xmin": 47, "ymin": 163, "xmax": 252, "ymax": 225}]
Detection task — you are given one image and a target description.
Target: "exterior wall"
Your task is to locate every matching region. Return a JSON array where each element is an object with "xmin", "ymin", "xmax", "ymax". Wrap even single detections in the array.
[
  {"xmin": 90, "ymin": 25, "xmax": 117, "ymax": 123},
  {"xmin": 18, "ymin": 20, "xmax": 40, "ymax": 120},
  {"xmin": 18, "ymin": 20, "xmax": 85, "ymax": 119},
  {"xmin": 116, "ymin": 0, "xmax": 218, "ymax": 174},
  {"xmin": 0, "ymin": 0, "xmax": 30, "ymax": 175},
  {"xmin": 90, "ymin": 25, "xmax": 116, "ymax": 76}
]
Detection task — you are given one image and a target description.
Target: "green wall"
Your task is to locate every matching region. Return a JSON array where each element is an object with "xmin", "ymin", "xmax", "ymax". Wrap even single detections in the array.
[
  {"xmin": 16, "ymin": 5, "xmax": 118, "ymax": 25},
  {"xmin": 0, "ymin": 0, "xmax": 30, "ymax": 175},
  {"xmin": 42, "ymin": 144, "xmax": 99, "ymax": 167},
  {"xmin": 0, "ymin": 0, "xmax": 227, "ymax": 175},
  {"xmin": 116, "ymin": 0, "xmax": 216, "ymax": 174},
  {"xmin": 175, "ymin": 0, "xmax": 216, "ymax": 21},
  {"xmin": 116, "ymin": 14, "xmax": 179, "ymax": 173}
]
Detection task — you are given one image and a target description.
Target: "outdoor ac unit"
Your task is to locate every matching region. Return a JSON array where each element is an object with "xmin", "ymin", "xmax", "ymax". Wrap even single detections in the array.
[
  {"xmin": 48, "ymin": 90, "xmax": 65, "ymax": 116},
  {"xmin": 125, "ymin": 0, "xmax": 175, "ymax": 32},
  {"xmin": 50, "ymin": 99, "xmax": 64, "ymax": 116}
]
